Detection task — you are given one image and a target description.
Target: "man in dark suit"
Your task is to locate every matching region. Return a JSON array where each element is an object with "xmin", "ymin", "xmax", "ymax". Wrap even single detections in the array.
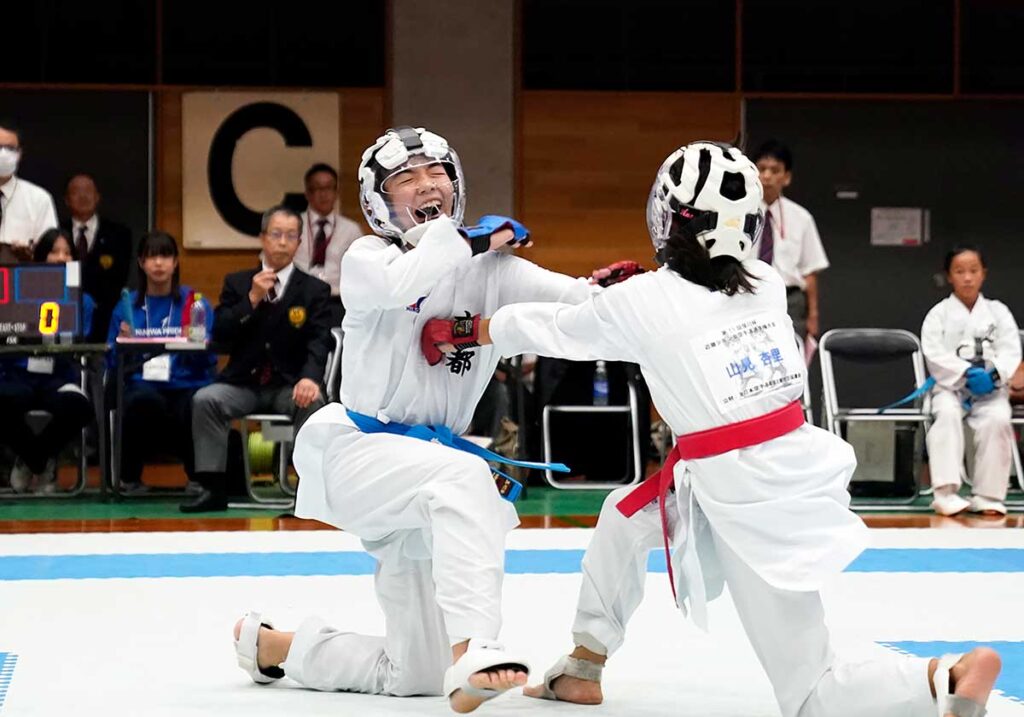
[
  {"xmin": 182, "ymin": 205, "xmax": 332, "ymax": 512},
  {"xmin": 62, "ymin": 173, "xmax": 133, "ymax": 342}
]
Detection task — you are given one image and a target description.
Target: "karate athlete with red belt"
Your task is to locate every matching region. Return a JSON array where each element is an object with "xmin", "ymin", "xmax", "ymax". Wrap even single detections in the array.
[
  {"xmin": 229, "ymin": 126, "xmax": 637, "ymax": 714},
  {"xmin": 423, "ymin": 142, "xmax": 1001, "ymax": 717}
]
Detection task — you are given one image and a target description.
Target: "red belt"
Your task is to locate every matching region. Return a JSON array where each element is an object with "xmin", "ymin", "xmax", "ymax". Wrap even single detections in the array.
[{"xmin": 616, "ymin": 400, "xmax": 806, "ymax": 603}]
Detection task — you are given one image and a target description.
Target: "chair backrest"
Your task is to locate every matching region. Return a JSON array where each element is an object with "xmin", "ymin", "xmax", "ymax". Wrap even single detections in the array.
[
  {"xmin": 325, "ymin": 327, "xmax": 344, "ymax": 403},
  {"xmin": 793, "ymin": 333, "xmax": 813, "ymax": 420},
  {"xmin": 819, "ymin": 328, "xmax": 929, "ymax": 427}
]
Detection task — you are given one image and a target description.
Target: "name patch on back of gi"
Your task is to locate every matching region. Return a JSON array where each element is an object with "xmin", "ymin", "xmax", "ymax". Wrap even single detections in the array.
[{"xmin": 690, "ymin": 311, "xmax": 804, "ymax": 412}]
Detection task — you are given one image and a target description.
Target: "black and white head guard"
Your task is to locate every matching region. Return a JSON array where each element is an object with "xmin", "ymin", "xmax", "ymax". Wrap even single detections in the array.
[
  {"xmin": 647, "ymin": 141, "xmax": 764, "ymax": 262},
  {"xmin": 358, "ymin": 126, "xmax": 466, "ymax": 241}
]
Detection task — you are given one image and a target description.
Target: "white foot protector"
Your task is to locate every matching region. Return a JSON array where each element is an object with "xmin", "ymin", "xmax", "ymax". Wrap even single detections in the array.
[
  {"xmin": 932, "ymin": 491, "xmax": 971, "ymax": 516},
  {"xmin": 933, "ymin": 654, "xmax": 988, "ymax": 717},
  {"xmin": 443, "ymin": 638, "xmax": 530, "ymax": 702},
  {"xmin": 968, "ymin": 495, "xmax": 1007, "ymax": 515},
  {"xmin": 534, "ymin": 654, "xmax": 604, "ymax": 700},
  {"xmin": 235, "ymin": 611, "xmax": 284, "ymax": 684}
]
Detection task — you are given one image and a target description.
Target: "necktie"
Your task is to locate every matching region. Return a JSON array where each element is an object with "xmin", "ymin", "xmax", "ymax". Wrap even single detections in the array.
[
  {"xmin": 76, "ymin": 225, "xmax": 89, "ymax": 259},
  {"xmin": 758, "ymin": 211, "xmax": 774, "ymax": 264},
  {"xmin": 259, "ymin": 359, "xmax": 274, "ymax": 386},
  {"xmin": 267, "ymin": 279, "xmax": 280, "ymax": 303},
  {"xmin": 311, "ymin": 218, "xmax": 328, "ymax": 267}
]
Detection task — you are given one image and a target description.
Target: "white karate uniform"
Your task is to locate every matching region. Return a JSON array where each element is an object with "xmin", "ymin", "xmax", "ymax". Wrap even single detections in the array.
[
  {"xmin": 488, "ymin": 263, "xmax": 935, "ymax": 717},
  {"xmin": 287, "ymin": 216, "xmax": 592, "ymax": 696},
  {"xmin": 922, "ymin": 293, "xmax": 1021, "ymax": 499}
]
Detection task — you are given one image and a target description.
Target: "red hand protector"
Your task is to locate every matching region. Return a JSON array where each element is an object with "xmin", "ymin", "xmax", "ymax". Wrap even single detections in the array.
[
  {"xmin": 421, "ymin": 314, "xmax": 481, "ymax": 366},
  {"xmin": 592, "ymin": 260, "xmax": 645, "ymax": 287}
]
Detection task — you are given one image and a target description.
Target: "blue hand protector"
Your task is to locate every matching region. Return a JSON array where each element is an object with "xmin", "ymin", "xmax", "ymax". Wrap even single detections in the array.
[
  {"xmin": 965, "ymin": 366, "xmax": 996, "ymax": 396},
  {"xmin": 476, "ymin": 215, "xmax": 530, "ymax": 244}
]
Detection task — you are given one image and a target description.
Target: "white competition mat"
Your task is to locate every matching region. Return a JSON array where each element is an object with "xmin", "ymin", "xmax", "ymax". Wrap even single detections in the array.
[{"xmin": 1, "ymin": 528, "xmax": 1022, "ymax": 716}]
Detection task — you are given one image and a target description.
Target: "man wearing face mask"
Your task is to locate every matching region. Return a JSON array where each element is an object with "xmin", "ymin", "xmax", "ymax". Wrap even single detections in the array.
[
  {"xmin": 228, "ymin": 127, "xmax": 640, "ymax": 714},
  {"xmin": 0, "ymin": 120, "xmax": 59, "ymax": 262}
]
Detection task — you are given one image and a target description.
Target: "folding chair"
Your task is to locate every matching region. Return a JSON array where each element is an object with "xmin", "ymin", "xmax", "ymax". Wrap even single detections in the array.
[
  {"xmin": 1006, "ymin": 330, "xmax": 1024, "ymax": 498},
  {"xmin": 819, "ymin": 328, "xmax": 932, "ymax": 508},
  {"xmin": 794, "ymin": 333, "xmax": 814, "ymax": 424},
  {"xmin": 234, "ymin": 327, "xmax": 345, "ymax": 507},
  {"xmin": 326, "ymin": 327, "xmax": 344, "ymax": 403},
  {"xmin": 541, "ymin": 369, "xmax": 644, "ymax": 490}
]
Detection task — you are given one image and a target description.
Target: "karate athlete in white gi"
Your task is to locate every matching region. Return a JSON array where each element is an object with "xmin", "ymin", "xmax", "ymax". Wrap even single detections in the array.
[
  {"xmin": 425, "ymin": 142, "xmax": 1002, "ymax": 717},
  {"xmin": 922, "ymin": 245, "xmax": 1021, "ymax": 517},
  {"xmin": 229, "ymin": 126, "xmax": 638, "ymax": 713}
]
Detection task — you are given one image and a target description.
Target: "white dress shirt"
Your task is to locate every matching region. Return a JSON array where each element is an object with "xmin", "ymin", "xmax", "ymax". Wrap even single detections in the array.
[
  {"xmin": 0, "ymin": 176, "xmax": 58, "ymax": 247},
  {"xmin": 762, "ymin": 196, "xmax": 829, "ymax": 290},
  {"xmin": 71, "ymin": 214, "xmax": 100, "ymax": 253},
  {"xmin": 262, "ymin": 261, "xmax": 295, "ymax": 301},
  {"xmin": 294, "ymin": 208, "xmax": 362, "ymax": 297}
]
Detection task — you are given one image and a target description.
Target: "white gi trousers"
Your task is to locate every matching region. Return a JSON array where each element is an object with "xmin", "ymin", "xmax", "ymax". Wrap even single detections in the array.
[
  {"xmin": 927, "ymin": 388, "xmax": 1014, "ymax": 500},
  {"xmin": 572, "ymin": 488, "xmax": 935, "ymax": 717},
  {"xmin": 283, "ymin": 426, "xmax": 516, "ymax": 696}
]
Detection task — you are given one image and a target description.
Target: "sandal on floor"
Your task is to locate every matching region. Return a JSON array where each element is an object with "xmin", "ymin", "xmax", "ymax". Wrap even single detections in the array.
[
  {"xmin": 443, "ymin": 638, "xmax": 529, "ymax": 702},
  {"xmin": 234, "ymin": 611, "xmax": 285, "ymax": 684},
  {"xmin": 933, "ymin": 654, "xmax": 987, "ymax": 717},
  {"xmin": 533, "ymin": 654, "xmax": 603, "ymax": 701}
]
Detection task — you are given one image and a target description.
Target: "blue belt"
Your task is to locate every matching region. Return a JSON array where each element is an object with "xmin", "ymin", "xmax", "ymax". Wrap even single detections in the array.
[
  {"xmin": 877, "ymin": 376, "xmax": 935, "ymax": 413},
  {"xmin": 345, "ymin": 409, "xmax": 570, "ymax": 502}
]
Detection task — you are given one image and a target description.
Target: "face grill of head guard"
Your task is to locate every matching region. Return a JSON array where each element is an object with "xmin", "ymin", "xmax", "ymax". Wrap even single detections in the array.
[
  {"xmin": 358, "ymin": 126, "xmax": 466, "ymax": 241},
  {"xmin": 647, "ymin": 141, "xmax": 764, "ymax": 263}
]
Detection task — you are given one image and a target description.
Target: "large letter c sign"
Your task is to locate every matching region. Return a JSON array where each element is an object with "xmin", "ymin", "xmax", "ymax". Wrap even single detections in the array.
[{"xmin": 207, "ymin": 102, "xmax": 311, "ymax": 236}]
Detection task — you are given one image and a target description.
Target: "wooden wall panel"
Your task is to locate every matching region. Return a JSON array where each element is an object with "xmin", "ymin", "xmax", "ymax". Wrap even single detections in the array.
[
  {"xmin": 518, "ymin": 91, "xmax": 740, "ymax": 277},
  {"xmin": 155, "ymin": 88, "xmax": 385, "ymax": 302}
]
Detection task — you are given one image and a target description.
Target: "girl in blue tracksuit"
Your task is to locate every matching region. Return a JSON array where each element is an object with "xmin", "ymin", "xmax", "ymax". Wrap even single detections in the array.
[
  {"xmin": 106, "ymin": 231, "xmax": 215, "ymax": 492},
  {"xmin": 0, "ymin": 228, "xmax": 96, "ymax": 493}
]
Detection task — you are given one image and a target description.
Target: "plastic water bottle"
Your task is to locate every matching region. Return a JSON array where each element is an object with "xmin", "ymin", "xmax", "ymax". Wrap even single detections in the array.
[
  {"xmin": 188, "ymin": 293, "xmax": 207, "ymax": 342},
  {"xmin": 593, "ymin": 360, "xmax": 609, "ymax": 406}
]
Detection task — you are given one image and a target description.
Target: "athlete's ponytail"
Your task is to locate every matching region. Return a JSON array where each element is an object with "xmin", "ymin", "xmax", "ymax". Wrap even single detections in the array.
[{"xmin": 661, "ymin": 213, "xmax": 757, "ymax": 296}]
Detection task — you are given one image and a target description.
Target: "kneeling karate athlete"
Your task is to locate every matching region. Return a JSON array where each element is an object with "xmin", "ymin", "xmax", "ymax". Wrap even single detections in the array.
[
  {"xmin": 424, "ymin": 142, "xmax": 1002, "ymax": 717},
  {"xmin": 230, "ymin": 126, "xmax": 635, "ymax": 713}
]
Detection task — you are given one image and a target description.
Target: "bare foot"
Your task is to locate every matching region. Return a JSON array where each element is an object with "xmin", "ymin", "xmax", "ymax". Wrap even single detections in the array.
[
  {"xmin": 524, "ymin": 674, "xmax": 603, "ymax": 704},
  {"xmin": 930, "ymin": 647, "xmax": 1002, "ymax": 716},
  {"xmin": 449, "ymin": 668, "xmax": 529, "ymax": 714},
  {"xmin": 233, "ymin": 618, "xmax": 292, "ymax": 670}
]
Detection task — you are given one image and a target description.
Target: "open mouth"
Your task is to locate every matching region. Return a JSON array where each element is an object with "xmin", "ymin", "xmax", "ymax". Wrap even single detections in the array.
[{"xmin": 413, "ymin": 199, "xmax": 442, "ymax": 222}]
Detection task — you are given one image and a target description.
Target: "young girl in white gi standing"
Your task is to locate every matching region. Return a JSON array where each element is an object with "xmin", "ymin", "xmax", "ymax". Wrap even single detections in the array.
[
  {"xmin": 230, "ymin": 127, "xmax": 633, "ymax": 713},
  {"xmin": 922, "ymin": 245, "xmax": 1020, "ymax": 517},
  {"xmin": 425, "ymin": 142, "xmax": 1002, "ymax": 717}
]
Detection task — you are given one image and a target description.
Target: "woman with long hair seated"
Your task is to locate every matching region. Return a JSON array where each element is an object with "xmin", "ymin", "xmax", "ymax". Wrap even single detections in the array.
[
  {"xmin": 106, "ymin": 230, "xmax": 215, "ymax": 494},
  {"xmin": 0, "ymin": 228, "xmax": 96, "ymax": 493}
]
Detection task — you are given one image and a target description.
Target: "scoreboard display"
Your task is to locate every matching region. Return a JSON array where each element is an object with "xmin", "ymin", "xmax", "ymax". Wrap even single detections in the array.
[{"xmin": 0, "ymin": 263, "xmax": 84, "ymax": 344}]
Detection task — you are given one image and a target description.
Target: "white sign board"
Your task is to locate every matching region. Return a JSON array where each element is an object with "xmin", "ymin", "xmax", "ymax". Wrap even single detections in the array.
[
  {"xmin": 870, "ymin": 207, "xmax": 930, "ymax": 247},
  {"xmin": 182, "ymin": 92, "xmax": 340, "ymax": 249}
]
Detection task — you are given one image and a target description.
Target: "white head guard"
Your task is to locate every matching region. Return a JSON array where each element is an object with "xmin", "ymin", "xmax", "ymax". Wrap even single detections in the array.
[
  {"xmin": 358, "ymin": 126, "xmax": 466, "ymax": 242},
  {"xmin": 647, "ymin": 141, "xmax": 763, "ymax": 262}
]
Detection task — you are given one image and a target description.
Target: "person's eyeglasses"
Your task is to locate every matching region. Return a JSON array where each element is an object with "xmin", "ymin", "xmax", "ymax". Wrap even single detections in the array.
[{"xmin": 266, "ymin": 230, "xmax": 299, "ymax": 242}]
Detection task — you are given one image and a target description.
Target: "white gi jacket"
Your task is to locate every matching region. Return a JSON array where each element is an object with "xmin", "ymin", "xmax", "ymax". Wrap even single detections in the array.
[
  {"xmin": 489, "ymin": 262, "xmax": 868, "ymax": 616},
  {"xmin": 293, "ymin": 217, "xmax": 592, "ymax": 527},
  {"xmin": 921, "ymin": 293, "xmax": 1021, "ymax": 391}
]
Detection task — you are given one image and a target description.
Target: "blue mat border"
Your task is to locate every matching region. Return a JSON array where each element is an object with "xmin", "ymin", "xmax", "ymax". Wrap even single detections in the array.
[{"xmin": 0, "ymin": 548, "xmax": 1022, "ymax": 581}]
